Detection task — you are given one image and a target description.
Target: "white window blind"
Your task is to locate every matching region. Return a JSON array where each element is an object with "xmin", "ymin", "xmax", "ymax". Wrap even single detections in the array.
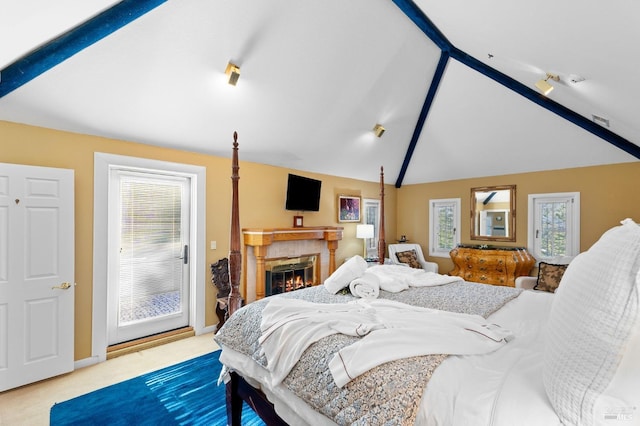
[{"xmin": 118, "ymin": 172, "xmax": 186, "ymax": 323}]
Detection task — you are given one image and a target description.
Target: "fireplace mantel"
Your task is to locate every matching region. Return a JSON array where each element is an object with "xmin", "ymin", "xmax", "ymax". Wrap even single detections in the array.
[{"xmin": 242, "ymin": 226, "xmax": 343, "ymax": 301}]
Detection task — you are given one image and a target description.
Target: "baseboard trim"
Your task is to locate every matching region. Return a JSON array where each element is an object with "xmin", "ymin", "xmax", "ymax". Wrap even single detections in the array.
[
  {"xmin": 75, "ymin": 355, "xmax": 101, "ymax": 370},
  {"xmin": 198, "ymin": 324, "xmax": 218, "ymax": 335},
  {"xmin": 106, "ymin": 327, "xmax": 195, "ymax": 360}
]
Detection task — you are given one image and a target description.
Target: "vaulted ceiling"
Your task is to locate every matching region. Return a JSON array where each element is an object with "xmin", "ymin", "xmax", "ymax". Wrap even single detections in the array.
[{"xmin": 1, "ymin": 0, "xmax": 638, "ymax": 186}]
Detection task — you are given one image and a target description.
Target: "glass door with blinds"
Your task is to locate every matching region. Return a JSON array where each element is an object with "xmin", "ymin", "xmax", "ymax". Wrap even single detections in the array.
[{"xmin": 107, "ymin": 169, "xmax": 191, "ymax": 345}]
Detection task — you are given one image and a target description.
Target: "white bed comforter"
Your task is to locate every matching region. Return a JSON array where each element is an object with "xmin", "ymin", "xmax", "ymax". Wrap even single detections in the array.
[{"xmin": 419, "ymin": 289, "xmax": 562, "ymax": 426}]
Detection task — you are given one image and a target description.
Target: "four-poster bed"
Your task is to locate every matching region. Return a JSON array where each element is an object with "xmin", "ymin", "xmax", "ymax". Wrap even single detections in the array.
[{"xmin": 216, "ymin": 133, "xmax": 640, "ymax": 426}]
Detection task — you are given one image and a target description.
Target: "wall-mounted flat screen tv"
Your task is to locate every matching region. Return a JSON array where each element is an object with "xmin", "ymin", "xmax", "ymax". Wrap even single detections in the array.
[{"xmin": 285, "ymin": 174, "xmax": 321, "ymax": 212}]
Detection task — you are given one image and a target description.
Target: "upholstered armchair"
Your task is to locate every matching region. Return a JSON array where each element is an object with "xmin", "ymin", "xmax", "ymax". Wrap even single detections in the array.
[{"xmin": 387, "ymin": 243, "xmax": 438, "ymax": 273}]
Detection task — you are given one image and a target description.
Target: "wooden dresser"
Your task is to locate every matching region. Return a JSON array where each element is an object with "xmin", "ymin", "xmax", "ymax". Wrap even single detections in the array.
[{"xmin": 449, "ymin": 245, "xmax": 535, "ymax": 287}]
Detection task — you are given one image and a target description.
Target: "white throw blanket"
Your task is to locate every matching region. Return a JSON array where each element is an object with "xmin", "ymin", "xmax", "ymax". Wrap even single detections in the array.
[
  {"xmin": 348, "ymin": 271, "xmax": 380, "ymax": 299},
  {"xmin": 324, "ymin": 259, "xmax": 464, "ymax": 295},
  {"xmin": 258, "ymin": 298, "xmax": 384, "ymax": 385},
  {"xmin": 259, "ymin": 298, "xmax": 513, "ymax": 387},
  {"xmin": 367, "ymin": 264, "xmax": 463, "ymax": 292}
]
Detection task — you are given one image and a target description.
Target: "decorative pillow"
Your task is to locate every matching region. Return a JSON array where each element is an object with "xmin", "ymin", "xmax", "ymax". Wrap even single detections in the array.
[
  {"xmin": 543, "ymin": 218, "xmax": 640, "ymax": 426},
  {"xmin": 395, "ymin": 249, "xmax": 421, "ymax": 269},
  {"xmin": 534, "ymin": 262, "xmax": 568, "ymax": 293}
]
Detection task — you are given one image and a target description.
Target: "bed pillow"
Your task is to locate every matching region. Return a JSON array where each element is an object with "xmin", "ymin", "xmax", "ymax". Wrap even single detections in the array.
[
  {"xmin": 543, "ymin": 218, "xmax": 640, "ymax": 426},
  {"xmin": 395, "ymin": 249, "xmax": 421, "ymax": 269},
  {"xmin": 533, "ymin": 262, "xmax": 568, "ymax": 293}
]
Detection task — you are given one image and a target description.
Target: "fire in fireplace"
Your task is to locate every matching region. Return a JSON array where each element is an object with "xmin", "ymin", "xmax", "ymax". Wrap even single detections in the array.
[{"xmin": 265, "ymin": 254, "xmax": 319, "ymax": 296}]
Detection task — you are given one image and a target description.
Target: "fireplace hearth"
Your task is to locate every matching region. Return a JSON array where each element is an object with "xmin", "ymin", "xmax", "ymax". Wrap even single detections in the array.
[{"xmin": 265, "ymin": 255, "xmax": 318, "ymax": 296}]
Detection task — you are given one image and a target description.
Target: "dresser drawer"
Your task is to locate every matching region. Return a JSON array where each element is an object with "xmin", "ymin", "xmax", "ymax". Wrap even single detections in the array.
[
  {"xmin": 462, "ymin": 269, "xmax": 509, "ymax": 286},
  {"xmin": 463, "ymin": 254, "xmax": 507, "ymax": 271}
]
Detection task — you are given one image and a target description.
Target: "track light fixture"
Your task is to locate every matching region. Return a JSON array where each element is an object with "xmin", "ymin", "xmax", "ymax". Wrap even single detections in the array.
[
  {"xmin": 225, "ymin": 62, "xmax": 240, "ymax": 86},
  {"xmin": 373, "ymin": 124, "xmax": 385, "ymax": 138},
  {"xmin": 535, "ymin": 73, "xmax": 559, "ymax": 95}
]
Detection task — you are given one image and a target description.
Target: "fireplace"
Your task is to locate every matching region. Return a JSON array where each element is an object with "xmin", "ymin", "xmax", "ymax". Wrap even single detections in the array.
[
  {"xmin": 242, "ymin": 226, "xmax": 343, "ymax": 302},
  {"xmin": 264, "ymin": 254, "xmax": 319, "ymax": 296}
]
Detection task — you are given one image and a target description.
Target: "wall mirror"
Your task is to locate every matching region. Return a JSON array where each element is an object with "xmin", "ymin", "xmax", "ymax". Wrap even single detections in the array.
[{"xmin": 470, "ymin": 185, "xmax": 516, "ymax": 242}]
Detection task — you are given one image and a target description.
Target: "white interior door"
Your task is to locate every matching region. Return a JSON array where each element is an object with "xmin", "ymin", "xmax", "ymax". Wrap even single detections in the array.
[{"xmin": 0, "ymin": 163, "xmax": 74, "ymax": 392}]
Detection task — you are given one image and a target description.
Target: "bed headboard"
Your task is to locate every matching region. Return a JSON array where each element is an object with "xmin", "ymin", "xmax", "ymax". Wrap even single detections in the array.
[{"xmin": 225, "ymin": 133, "xmax": 387, "ymax": 317}]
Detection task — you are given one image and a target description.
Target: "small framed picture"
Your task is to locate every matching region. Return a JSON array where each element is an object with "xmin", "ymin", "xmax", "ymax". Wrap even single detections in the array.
[
  {"xmin": 293, "ymin": 215, "xmax": 304, "ymax": 228},
  {"xmin": 338, "ymin": 195, "xmax": 361, "ymax": 222}
]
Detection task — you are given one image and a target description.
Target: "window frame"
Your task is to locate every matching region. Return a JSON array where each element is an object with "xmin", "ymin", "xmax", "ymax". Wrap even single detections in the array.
[
  {"xmin": 429, "ymin": 198, "xmax": 461, "ymax": 258},
  {"xmin": 527, "ymin": 192, "xmax": 580, "ymax": 263}
]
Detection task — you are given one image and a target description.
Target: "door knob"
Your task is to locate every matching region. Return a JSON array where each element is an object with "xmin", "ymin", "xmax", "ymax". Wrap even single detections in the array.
[{"xmin": 52, "ymin": 282, "xmax": 73, "ymax": 290}]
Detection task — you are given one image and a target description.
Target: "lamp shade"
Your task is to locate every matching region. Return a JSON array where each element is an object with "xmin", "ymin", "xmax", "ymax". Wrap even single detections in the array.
[{"xmin": 356, "ymin": 224, "xmax": 374, "ymax": 239}]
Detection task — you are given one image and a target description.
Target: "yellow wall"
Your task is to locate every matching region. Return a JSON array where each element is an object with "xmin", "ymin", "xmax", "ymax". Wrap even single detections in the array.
[
  {"xmin": 0, "ymin": 120, "xmax": 395, "ymax": 361},
  {"xmin": 3, "ymin": 118, "xmax": 638, "ymax": 361},
  {"xmin": 397, "ymin": 162, "xmax": 640, "ymax": 273}
]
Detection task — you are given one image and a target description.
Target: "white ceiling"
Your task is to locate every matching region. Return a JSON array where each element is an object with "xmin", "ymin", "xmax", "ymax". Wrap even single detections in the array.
[{"xmin": 0, "ymin": 0, "xmax": 638, "ymax": 185}]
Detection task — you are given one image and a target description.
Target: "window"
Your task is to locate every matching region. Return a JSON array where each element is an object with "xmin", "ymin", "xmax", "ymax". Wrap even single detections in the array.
[
  {"xmin": 362, "ymin": 198, "xmax": 380, "ymax": 259},
  {"xmin": 429, "ymin": 198, "xmax": 461, "ymax": 258},
  {"xmin": 528, "ymin": 192, "xmax": 580, "ymax": 262}
]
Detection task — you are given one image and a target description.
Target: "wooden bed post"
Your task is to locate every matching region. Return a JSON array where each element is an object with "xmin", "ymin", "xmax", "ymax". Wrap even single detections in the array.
[
  {"xmin": 225, "ymin": 132, "xmax": 288, "ymax": 426},
  {"xmin": 377, "ymin": 166, "xmax": 386, "ymax": 263},
  {"xmin": 228, "ymin": 132, "xmax": 244, "ymax": 317}
]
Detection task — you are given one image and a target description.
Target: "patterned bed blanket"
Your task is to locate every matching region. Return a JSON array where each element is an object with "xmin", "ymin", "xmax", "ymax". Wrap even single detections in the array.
[{"xmin": 215, "ymin": 281, "xmax": 522, "ymax": 425}]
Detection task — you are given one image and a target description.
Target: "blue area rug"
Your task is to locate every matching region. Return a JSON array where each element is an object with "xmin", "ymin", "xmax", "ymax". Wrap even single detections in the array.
[{"xmin": 50, "ymin": 351, "xmax": 264, "ymax": 426}]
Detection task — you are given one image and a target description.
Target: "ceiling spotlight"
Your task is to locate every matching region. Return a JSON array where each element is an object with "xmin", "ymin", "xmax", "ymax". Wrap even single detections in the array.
[
  {"xmin": 373, "ymin": 124, "xmax": 385, "ymax": 138},
  {"xmin": 535, "ymin": 73, "xmax": 559, "ymax": 95},
  {"xmin": 225, "ymin": 62, "xmax": 240, "ymax": 86}
]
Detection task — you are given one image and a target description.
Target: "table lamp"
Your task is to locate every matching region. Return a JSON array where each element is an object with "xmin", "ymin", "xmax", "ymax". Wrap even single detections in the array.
[{"xmin": 356, "ymin": 224, "xmax": 374, "ymax": 259}]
